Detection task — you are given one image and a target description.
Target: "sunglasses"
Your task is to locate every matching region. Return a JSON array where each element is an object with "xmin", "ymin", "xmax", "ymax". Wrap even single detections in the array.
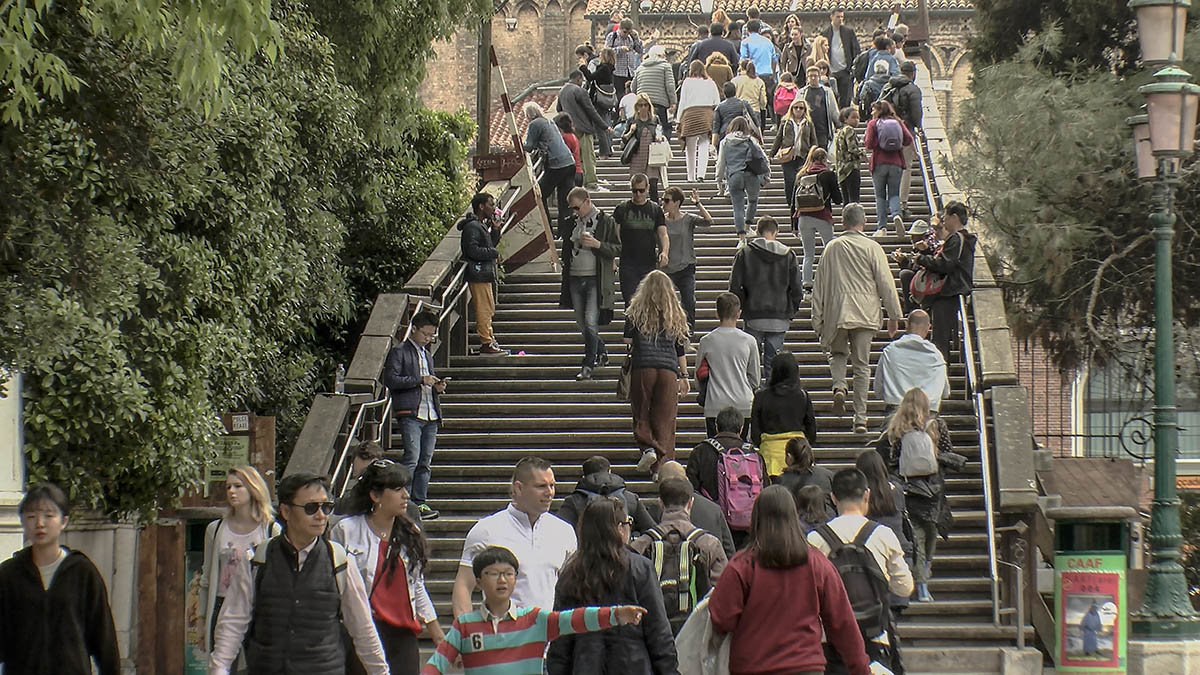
[
  {"xmin": 288, "ymin": 501, "xmax": 335, "ymax": 516},
  {"xmin": 632, "ymin": 188, "xmax": 648, "ymax": 194}
]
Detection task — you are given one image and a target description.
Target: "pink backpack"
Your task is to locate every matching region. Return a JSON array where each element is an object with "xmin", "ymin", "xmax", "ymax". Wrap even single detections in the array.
[
  {"xmin": 773, "ymin": 85, "xmax": 797, "ymax": 116},
  {"xmin": 709, "ymin": 440, "xmax": 764, "ymax": 531}
]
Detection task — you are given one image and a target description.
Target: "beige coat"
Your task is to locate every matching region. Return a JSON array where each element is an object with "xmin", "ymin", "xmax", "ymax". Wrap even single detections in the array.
[{"xmin": 811, "ymin": 229, "xmax": 902, "ymax": 350}]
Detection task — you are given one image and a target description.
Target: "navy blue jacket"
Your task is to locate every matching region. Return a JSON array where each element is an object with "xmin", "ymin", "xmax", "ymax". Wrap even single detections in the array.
[
  {"xmin": 383, "ymin": 340, "xmax": 441, "ymax": 421},
  {"xmin": 458, "ymin": 212, "xmax": 501, "ymax": 283}
]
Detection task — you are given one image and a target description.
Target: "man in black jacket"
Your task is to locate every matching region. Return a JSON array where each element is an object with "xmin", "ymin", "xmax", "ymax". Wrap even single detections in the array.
[
  {"xmin": 915, "ymin": 200, "xmax": 976, "ymax": 359},
  {"xmin": 557, "ymin": 71, "xmax": 611, "ymax": 190},
  {"xmin": 557, "ymin": 455, "xmax": 656, "ymax": 534},
  {"xmin": 459, "ymin": 192, "xmax": 508, "ymax": 356},
  {"xmin": 821, "ymin": 6, "xmax": 861, "ymax": 109},
  {"xmin": 728, "ymin": 216, "xmax": 803, "ymax": 382},
  {"xmin": 690, "ymin": 23, "xmax": 740, "ymax": 70},
  {"xmin": 382, "ymin": 310, "xmax": 446, "ymax": 519},
  {"xmin": 881, "ymin": 61, "xmax": 923, "ymax": 218}
]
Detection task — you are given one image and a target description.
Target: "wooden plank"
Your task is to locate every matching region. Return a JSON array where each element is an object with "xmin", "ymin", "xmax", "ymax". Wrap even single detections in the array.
[
  {"xmin": 136, "ymin": 526, "xmax": 157, "ymax": 673},
  {"xmin": 156, "ymin": 522, "xmax": 185, "ymax": 675}
]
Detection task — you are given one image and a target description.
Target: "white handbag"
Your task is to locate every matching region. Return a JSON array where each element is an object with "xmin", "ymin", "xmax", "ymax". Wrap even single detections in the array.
[{"xmin": 648, "ymin": 140, "xmax": 672, "ymax": 167}]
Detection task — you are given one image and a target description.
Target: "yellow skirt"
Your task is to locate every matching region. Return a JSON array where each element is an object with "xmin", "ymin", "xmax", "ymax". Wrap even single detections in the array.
[{"xmin": 759, "ymin": 430, "xmax": 808, "ymax": 477}]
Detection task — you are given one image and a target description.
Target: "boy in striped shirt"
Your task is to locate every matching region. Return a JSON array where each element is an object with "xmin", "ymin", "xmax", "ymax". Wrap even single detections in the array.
[{"xmin": 423, "ymin": 546, "xmax": 646, "ymax": 674}]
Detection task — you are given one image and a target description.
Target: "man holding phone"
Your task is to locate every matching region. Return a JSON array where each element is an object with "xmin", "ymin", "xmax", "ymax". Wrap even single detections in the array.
[
  {"xmin": 383, "ymin": 310, "xmax": 447, "ymax": 520},
  {"xmin": 560, "ymin": 186, "xmax": 621, "ymax": 382}
]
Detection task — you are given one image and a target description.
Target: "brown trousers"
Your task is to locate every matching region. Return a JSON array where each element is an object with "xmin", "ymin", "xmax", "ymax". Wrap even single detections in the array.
[
  {"xmin": 630, "ymin": 367, "xmax": 679, "ymax": 466},
  {"xmin": 468, "ymin": 281, "xmax": 495, "ymax": 344}
]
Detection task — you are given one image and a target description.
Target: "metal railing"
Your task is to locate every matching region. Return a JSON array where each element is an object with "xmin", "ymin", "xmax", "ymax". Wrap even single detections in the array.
[
  {"xmin": 915, "ymin": 129, "xmax": 1020, "ymax": 639},
  {"xmin": 330, "ymin": 395, "xmax": 392, "ymax": 497}
]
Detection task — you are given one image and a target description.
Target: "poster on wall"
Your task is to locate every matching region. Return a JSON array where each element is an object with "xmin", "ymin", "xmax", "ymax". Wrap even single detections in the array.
[
  {"xmin": 184, "ymin": 526, "xmax": 208, "ymax": 674},
  {"xmin": 1055, "ymin": 553, "xmax": 1127, "ymax": 673}
]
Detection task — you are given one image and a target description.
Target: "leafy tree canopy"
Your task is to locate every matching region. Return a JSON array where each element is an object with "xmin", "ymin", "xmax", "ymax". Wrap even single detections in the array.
[
  {"xmin": 950, "ymin": 26, "xmax": 1200, "ymax": 374},
  {"xmin": 0, "ymin": 0, "xmax": 481, "ymax": 518},
  {"xmin": 969, "ymin": 0, "xmax": 1139, "ymax": 73}
]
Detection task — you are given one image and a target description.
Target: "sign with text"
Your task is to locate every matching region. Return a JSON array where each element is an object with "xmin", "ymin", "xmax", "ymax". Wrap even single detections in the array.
[
  {"xmin": 207, "ymin": 435, "xmax": 250, "ymax": 483},
  {"xmin": 1054, "ymin": 553, "xmax": 1127, "ymax": 673}
]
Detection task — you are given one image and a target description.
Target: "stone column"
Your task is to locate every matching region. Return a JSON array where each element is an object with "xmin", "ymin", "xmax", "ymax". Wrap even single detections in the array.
[{"xmin": 0, "ymin": 371, "xmax": 25, "ymax": 559}]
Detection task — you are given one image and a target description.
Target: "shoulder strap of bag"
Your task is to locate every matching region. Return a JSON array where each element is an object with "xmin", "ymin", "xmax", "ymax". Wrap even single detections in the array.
[
  {"xmin": 816, "ymin": 523, "xmax": 844, "ymax": 555},
  {"xmin": 852, "ymin": 521, "xmax": 880, "ymax": 549}
]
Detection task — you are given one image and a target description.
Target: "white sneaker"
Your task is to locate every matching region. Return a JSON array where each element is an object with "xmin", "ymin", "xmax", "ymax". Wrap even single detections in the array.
[
  {"xmin": 872, "ymin": 228, "xmax": 889, "ymax": 239},
  {"xmin": 636, "ymin": 449, "xmax": 657, "ymax": 473},
  {"xmin": 591, "ymin": 184, "xmax": 611, "ymax": 192}
]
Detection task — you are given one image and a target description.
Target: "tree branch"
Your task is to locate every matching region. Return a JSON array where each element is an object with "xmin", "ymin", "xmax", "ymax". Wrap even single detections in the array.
[{"xmin": 1086, "ymin": 232, "xmax": 1153, "ymax": 347}]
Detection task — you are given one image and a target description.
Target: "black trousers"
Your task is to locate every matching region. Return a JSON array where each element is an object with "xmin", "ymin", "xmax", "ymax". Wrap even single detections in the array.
[
  {"xmin": 541, "ymin": 163, "xmax": 575, "ymax": 237},
  {"xmin": 926, "ymin": 294, "xmax": 961, "ymax": 361},
  {"xmin": 346, "ymin": 620, "xmax": 420, "ymax": 675},
  {"xmin": 832, "ymin": 69, "xmax": 854, "ymax": 109},
  {"xmin": 840, "ymin": 170, "xmax": 861, "ymax": 206}
]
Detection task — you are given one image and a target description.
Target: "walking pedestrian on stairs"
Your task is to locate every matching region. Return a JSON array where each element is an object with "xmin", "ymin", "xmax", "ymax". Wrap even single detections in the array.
[
  {"xmin": 793, "ymin": 146, "xmax": 843, "ymax": 290},
  {"xmin": 811, "ymin": 202, "xmax": 903, "ymax": 434},
  {"xmin": 775, "ymin": 436, "xmax": 834, "ymax": 519},
  {"xmin": 808, "ymin": 469, "xmax": 913, "ymax": 675},
  {"xmin": 695, "ymin": 293, "xmax": 760, "ymax": 436},
  {"xmin": 622, "ymin": 96, "xmax": 667, "ymax": 202},
  {"xmin": 522, "ymin": 101, "xmax": 576, "ymax": 236},
  {"xmin": 709, "ymin": 485, "xmax": 871, "ymax": 675},
  {"xmin": 677, "ymin": 60, "xmax": 720, "ymax": 183},
  {"xmin": 728, "ymin": 216, "xmax": 803, "ymax": 378},
  {"xmin": 660, "ymin": 186, "xmax": 713, "ymax": 332},
  {"xmin": 864, "ymin": 100, "xmax": 913, "ymax": 238},
  {"xmin": 627, "ymin": 270, "xmax": 691, "ymax": 475},
  {"xmin": 657, "ymin": 461, "xmax": 736, "ymax": 558},
  {"xmin": 557, "ymin": 455, "xmax": 656, "ymax": 536},
  {"xmin": 614, "ymin": 173, "xmax": 669, "ymax": 336},
  {"xmin": 751, "ymin": 352, "xmax": 818, "ymax": 478},
  {"xmin": 452, "ymin": 457, "xmax": 577, "ymax": 619},
  {"xmin": 560, "ymin": 187, "xmax": 620, "ymax": 381},
  {"xmin": 547, "ymin": 498, "xmax": 679, "ymax": 675},
  {"xmin": 459, "ymin": 192, "xmax": 508, "ymax": 356}
]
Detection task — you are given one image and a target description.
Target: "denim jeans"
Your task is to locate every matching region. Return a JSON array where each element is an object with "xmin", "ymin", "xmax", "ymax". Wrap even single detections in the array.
[
  {"xmin": 728, "ymin": 170, "xmax": 762, "ymax": 234},
  {"xmin": 797, "ymin": 215, "xmax": 835, "ymax": 288},
  {"xmin": 569, "ymin": 274, "xmax": 605, "ymax": 367},
  {"xmin": 745, "ymin": 327, "xmax": 786, "ymax": 382},
  {"xmin": 400, "ymin": 417, "xmax": 438, "ymax": 504},
  {"xmin": 667, "ymin": 265, "xmax": 697, "ymax": 331},
  {"xmin": 871, "ymin": 163, "xmax": 903, "ymax": 230}
]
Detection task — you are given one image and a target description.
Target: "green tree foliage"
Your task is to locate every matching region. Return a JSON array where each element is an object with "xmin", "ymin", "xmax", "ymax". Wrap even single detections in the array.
[
  {"xmin": 969, "ymin": 0, "xmax": 1139, "ymax": 73},
  {"xmin": 951, "ymin": 28, "xmax": 1200, "ymax": 372},
  {"xmin": 1, "ymin": 0, "xmax": 281, "ymax": 125},
  {"xmin": 0, "ymin": 0, "xmax": 477, "ymax": 518}
]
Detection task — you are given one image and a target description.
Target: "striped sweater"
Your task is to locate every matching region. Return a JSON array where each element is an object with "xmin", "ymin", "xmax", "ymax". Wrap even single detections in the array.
[{"xmin": 422, "ymin": 605, "xmax": 618, "ymax": 675}]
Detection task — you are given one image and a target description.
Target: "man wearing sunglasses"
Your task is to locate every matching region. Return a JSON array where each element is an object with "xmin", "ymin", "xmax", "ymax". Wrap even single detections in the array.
[
  {"xmin": 209, "ymin": 474, "xmax": 388, "ymax": 675},
  {"xmin": 560, "ymin": 186, "xmax": 621, "ymax": 381},
  {"xmin": 614, "ymin": 174, "xmax": 669, "ymax": 339}
]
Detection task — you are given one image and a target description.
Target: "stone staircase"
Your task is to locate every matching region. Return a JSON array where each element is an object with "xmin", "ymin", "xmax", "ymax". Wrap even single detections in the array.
[{"xmin": 411, "ymin": 124, "xmax": 1030, "ymax": 670}]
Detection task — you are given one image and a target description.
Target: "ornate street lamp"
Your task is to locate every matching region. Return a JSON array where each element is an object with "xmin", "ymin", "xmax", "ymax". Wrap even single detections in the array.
[{"xmin": 1128, "ymin": 0, "xmax": 1200, "ymax": 639}]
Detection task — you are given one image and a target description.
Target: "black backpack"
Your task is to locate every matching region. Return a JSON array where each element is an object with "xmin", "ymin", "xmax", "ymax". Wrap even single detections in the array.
[
  {"xmin": 643, "ymin": 524, "xmax": 711, "ymax": 634},
  {"xmin": 816, "ymin": 521, "xmax": 891, "ymax": 640}
]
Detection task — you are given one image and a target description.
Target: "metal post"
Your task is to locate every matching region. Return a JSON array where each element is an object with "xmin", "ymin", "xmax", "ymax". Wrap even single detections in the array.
[
  {"xmin": 476, "ymin": 16, "xmax": 493, "ymax": 157},
  {"xmin": 1130, "ymin": 162, "xmax": 1200, "ymax": 637}
]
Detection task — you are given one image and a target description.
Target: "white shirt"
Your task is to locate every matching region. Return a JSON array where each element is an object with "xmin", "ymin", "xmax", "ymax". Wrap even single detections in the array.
[
  {"xmin": 459, "ymin": 504, "xmax": 578, "ymax": 610},
  {"xmin": 829, "ymin": 26, "xmax": 846, "ymax": 73},
  {"xmin": 207, "ymin": 536, "xmax": 389, "ymax": 675},
  {"xmin": 873, "ymin": 333, "xmax": 951, "ymax": 411},
  {"xmin": 808, "ymin": 514, "xmax": 914, "ymax": 599},
  {"xmin": 411, "ymin": 338, "xmax": 438, "ymax": 422},
  {"xmin": 620, "ymin": 92, "xmax": 639, "ymax": 119},
  {"xmin": 37, "ymin": 547, "xmax": 68, "ymax": 589},
  {"xmin": 329, "ymin": 514, "xmax": 438, "ymax": 624}
]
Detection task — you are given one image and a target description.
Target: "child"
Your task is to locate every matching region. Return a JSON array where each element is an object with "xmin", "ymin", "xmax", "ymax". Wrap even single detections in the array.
[
  {"xmin": 772, "ymin": 72, "xmax": 799, "ymax": 121},
  {"xmin": 833, "ymin": 106, "xmax": 864, "ymax": 204},
  {"xmin": 555, "ymin": 113, "xmax": 584, "ymax": 187},
  {"xmin": 422, "ymin": 547, "xmax": 646, "ymax": 674}
]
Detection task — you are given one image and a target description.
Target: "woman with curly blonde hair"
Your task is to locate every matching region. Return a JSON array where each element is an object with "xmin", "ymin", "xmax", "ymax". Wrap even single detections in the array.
[{"xmin": 626, "ymin": 270, "xmax": 690, "ymax": 474}]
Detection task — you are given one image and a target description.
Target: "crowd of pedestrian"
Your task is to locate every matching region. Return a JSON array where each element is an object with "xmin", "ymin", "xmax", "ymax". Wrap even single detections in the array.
[{"xmin": 0, "ymin": 8, "xmax": 991, "ymax": 675}]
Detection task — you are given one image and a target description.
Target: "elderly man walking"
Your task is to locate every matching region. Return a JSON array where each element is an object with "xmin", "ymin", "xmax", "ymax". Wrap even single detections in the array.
[{"xmin": 812, "ymin": 203, "xmax": 903, "ymax": 434}]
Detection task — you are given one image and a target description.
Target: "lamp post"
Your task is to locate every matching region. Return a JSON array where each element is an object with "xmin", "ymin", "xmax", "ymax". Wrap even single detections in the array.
[{"xmin": 1127, "ymin": 0, "xmax": 1200, "ymax": 639}]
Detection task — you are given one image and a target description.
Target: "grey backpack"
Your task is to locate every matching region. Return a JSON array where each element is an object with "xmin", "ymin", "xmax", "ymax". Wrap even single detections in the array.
[{"xmin": 898, "ymin": 429, "xmax": 938, "ymax": 477}]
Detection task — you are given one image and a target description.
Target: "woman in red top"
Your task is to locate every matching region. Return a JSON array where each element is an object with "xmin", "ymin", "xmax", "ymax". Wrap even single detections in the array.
[
  {"xmin": 556, "ymin": 113, "xmax": 584, "ymax": 187},
  {"xmin": 709, "ymin": 485, "xmax": 870, "ymax": 675},
  {"xmin": 863, "ymin": 99, "xmax": 914, "ymax": 237},
  {"xmin": 330, "ymin": 460, "xmax": 443, "ymax": 674}
]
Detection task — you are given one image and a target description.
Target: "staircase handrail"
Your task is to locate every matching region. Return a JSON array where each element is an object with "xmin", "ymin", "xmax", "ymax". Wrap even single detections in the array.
[
  {"xmin": 914, "ymin": 128, "xmax": 1005, "ymax": 629},
  {"xmin": 329, "ymin": 395, "xmax": 392, "ymax": 497}
]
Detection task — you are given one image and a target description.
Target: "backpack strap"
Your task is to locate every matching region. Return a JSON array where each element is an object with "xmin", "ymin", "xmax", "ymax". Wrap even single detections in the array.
[
  {"xmin": 816, "ymin": 523, "xmax": 844, "ymax": 555},
  {"xmin": 852, "ymin": 521, "xmax": 880, "ymax": 549},
  {"xmin": 327, "ymin": 539, "xmax": 349, "ymax": 597},
  {"xmin": 646, "ymin": 526, "xmax": 666, "ymax": 580}
]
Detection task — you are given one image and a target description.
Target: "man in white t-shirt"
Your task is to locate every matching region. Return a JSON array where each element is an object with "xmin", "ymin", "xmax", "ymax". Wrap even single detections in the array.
[{"xmin": 451, "ymin": 457, "xmax": 578, "ymax": 618}]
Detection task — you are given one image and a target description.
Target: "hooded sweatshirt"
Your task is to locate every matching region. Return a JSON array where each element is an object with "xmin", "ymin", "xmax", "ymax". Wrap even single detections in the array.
[
  {"xmin": 556, "ymin": 471, "xmax": 656, "ymax": 534},
  {"xmin": 0, "ymin": 547, "xmax": 121, "ymax": 675},
  {"xmin": 858, "ymin": 71, "xmax": 890, "ymax": 108},
  {"xmin": 729, "ymin": 237, "xmax": 804, "ymax": 325},
  {"xmin": 873, "ymin": 332, "xmax": 951, "ymax": 410},
  {"xmin": 715, "ymin": 132, "xmax": 766, "ymax": 179}
]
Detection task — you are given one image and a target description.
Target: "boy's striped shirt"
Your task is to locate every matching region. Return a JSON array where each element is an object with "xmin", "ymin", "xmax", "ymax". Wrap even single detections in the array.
[{"xmin": 422, "ymin": 605, "xmax": 617, "ymax": 675}]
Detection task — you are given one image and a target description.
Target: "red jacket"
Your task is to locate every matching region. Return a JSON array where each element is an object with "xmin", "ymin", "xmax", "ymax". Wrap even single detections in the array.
[
  {"xmin": 709, "ymin": 548, "xmax": 870, "ymax": 675},
  {"xmin": 864, "ymin": 116, "xmax": 914, "ymax": 172}
]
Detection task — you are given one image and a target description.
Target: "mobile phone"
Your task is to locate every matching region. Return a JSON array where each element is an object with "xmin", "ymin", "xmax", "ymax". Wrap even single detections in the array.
[{"xmin": 439, "ymin": 376, "xmax": 452, "ymax": 382}]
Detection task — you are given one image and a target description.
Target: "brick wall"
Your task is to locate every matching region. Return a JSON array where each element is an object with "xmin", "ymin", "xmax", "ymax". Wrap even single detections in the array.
[
  {"xmin": 420, "ymin": 2, "xmax": 593, "ymax": 119},
  {"xmin": 1013, "ymin": 338, "xmax": 1077, "ymax": 456}
]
